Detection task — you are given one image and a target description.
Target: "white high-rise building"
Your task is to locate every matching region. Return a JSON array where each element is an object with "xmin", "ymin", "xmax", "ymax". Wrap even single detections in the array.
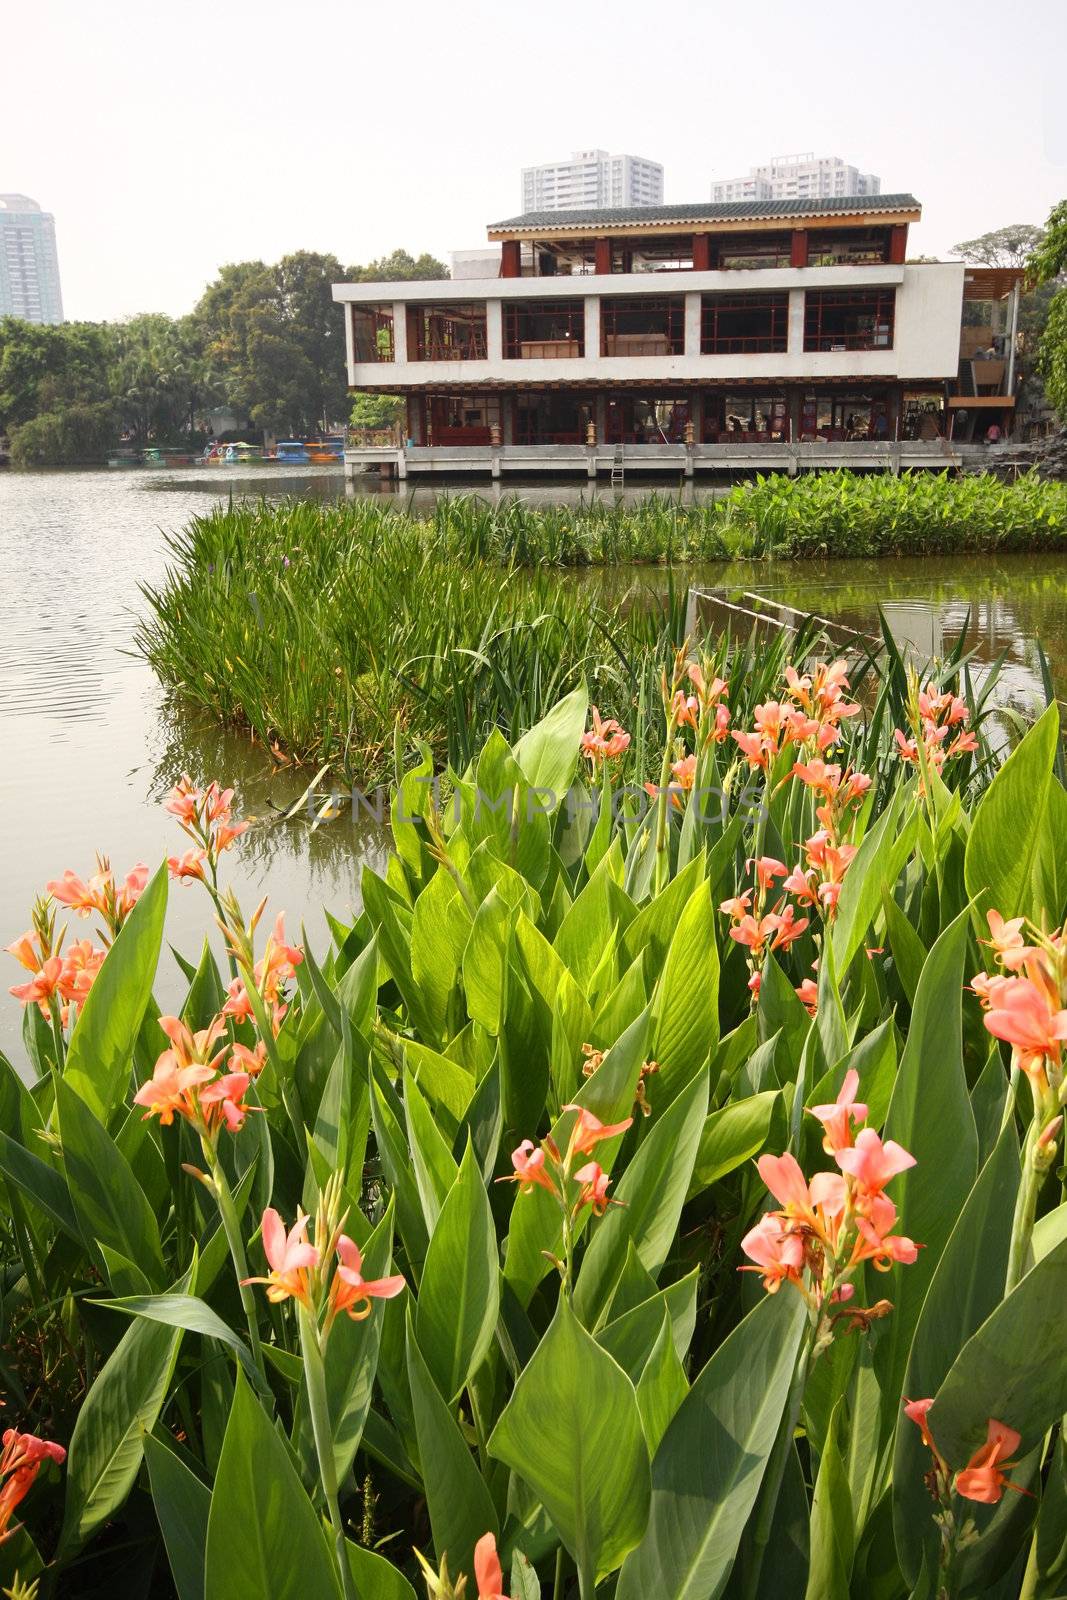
[
  {"xmin": 0, "ymin": 195, "xmax": 64, "ymax": 324},
  {"xmin": 521, "ymin": 150, "xmax": 663, "ymax": 213},
  {"xmin": 711, "ymin": 155, "xmax": 880, "ymax": 205}
]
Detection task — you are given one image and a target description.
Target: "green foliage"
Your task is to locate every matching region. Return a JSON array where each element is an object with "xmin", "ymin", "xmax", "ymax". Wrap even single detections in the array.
[
  {"xmin": 952, "ymin": 224, "xmax": 1045, "ymax": 269},
  {"xmin": 8, "ymin": 400, "xmax": 119, "ymax": 465},
  {"xmin": 0, "ymin": 682, "xmax": 1063, "ymax": 1598}
]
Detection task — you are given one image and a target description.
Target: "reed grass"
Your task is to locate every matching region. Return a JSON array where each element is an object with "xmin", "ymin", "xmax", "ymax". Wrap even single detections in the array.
[{"xmin": 138, "ymin": 476, "xmax": 1056, "ymax": 779}]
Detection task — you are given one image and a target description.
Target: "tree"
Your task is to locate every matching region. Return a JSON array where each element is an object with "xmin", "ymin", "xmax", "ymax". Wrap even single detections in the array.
[
  {"xmin": 1028, "ymin": 200, "xmax": 1067, "ymax": 418},
  {"xmin": 349, "ymin": 392, "xmax": 404, "ymax": 431},
  {"xmin": 8, "ymin": 400, "xmax": 118, "ymax": 465},
  {"xmin": 951, "ymin": 224, "xmax": 1045, "ymax": 268},
  {"xmin": 0, "ymin": 319, "xmax": 113, "ymax": 432},
  {"xmin": 351, "ymin": 248, "xmax": 448, "ymax": 283}
]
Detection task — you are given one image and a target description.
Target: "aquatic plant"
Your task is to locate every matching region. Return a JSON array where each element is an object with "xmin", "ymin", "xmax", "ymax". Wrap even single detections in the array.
[{"xmin": 1, "ymin": 654, "xmax": 1065, "ymax": 1597}]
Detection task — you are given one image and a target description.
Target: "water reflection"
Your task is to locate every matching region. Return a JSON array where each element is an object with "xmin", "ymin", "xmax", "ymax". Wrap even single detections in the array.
[{"xmin": 1, "ymin": 464, "xmax": 1064, "ymax": 1058}]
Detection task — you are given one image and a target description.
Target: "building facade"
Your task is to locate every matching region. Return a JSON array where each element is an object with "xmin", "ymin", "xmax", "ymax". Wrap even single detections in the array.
[
  {"xmin": 711, "ymin": 156, "xmax": 880, "ymax": 205},
  {"xmin": 0, "ymin": 195, "xmax": 63, "ymax": 324},
  {"xmin": 333, "ymin": 194, "xmax": 971, "ymax": 478},
  {"xmin": 521, "ymin": 151, "xmax": 663, "ymax": 214}
]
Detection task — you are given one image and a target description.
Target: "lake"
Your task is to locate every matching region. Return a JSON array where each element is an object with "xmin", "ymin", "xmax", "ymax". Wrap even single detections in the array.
[{"xmin": 2, "ymin": 463, "xmax": 1064, "ymax": 1058}]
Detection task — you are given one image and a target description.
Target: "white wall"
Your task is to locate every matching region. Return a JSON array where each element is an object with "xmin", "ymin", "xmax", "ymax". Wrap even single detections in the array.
[{"xmin": 337, "ymin": 263, "xmax": 964, "ymax": 388}]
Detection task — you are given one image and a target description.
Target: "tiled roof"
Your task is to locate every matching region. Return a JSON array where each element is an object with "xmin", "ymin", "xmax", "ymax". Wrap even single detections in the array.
[{"xmin": 489, "ymin": 195, "xmax": 921, "ymax": 231}]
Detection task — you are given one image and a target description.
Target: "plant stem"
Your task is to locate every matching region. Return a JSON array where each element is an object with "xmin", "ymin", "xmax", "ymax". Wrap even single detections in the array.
[
  {"xmin": 47, "ymin": 995, "xmax": 66, "ymax": 1078},
  {"xmin": 740, "ymin": 1316, "xmax": 815, "ymax": 1600},
  {"xmin": 203, "ymin": 1140, "xmax": 265, "ymax": 1379},
  {"xmin": 299, "ymin": 1306, "xmax": 359, "ymax": 1600},
  {"xmin": 1005, "ymin": 1123, "xmax": 1046, "ymax": 1295}
]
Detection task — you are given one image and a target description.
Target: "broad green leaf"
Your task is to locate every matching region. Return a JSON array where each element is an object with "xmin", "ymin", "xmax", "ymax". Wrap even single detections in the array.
[
  {"xmin": 0, "ymin": 1128, "xmax": 80, "ymax": 1239},
  {"xmin": 635, "ymin": 1310, "xmax": 689, "ymax": 1457},
  {"xmin": 64, "ymin": 861, "xmax": 168, "ymax": 1121},
  {"xmin": 805, "ymin": 1401, "xmax": 853, "ymax": 1600},
  {"xmin": 616, "ymin": 1289, "xmax": 806, "ymax": 1600},
  {"xmin": 321, "ymin": 1204, "xmax": 398, "ymax": 1482},
  {"xmin": 1034, "ymin": 1429, "xmax": 1067, "ymax": 1595},
  {"xmin": 93, "ymin": 1292, "xmax": 260, "ymax": 1386},
  {"xmin": 406, "ymin": 1313, "xmax": 498, "ymax": 1579},
  {"xmin": 346, "ymin": 1541, "xmax": 417, "ymax": 1600},
  {"xmin": 405, "ymin": 1068, "xmax": 459, "ymax": 1234},
  {"xmin": 882, "ymin": 889, "xmax": 927, "ymax": 1005},
  {"xmin": 893, "ymin": 1122, "xmax": 1019, "ymax": 1584},
  {"xmin": 145, "ymin": 1434, "xmax": 210, "ymax": 1600},
  {"xmin": 204, "ymin": 1371, "xmax": 341, "ymax": 1600},
  {"xmin": 462, "ymin": 886, "xmax": 512, "ymax": 1035},
  {"xmin": 928, "ymin": 1235, "xmax": 1067, "ymax": 1468},
  {"xmin": 512, "ymin": 685, "xmax": 587, "ymax": 803},
  {"xmin": 874, "ymin": 908, "xmax": 978, "ymax": 1426},
  {"xmin": 489, "ymin": 1296, "xmax": 650, "ymax": 1588},
  {"xmin": 598, "ymin": 1270, "xmax": 699, "ymax": 1381},
  {"xmin": 650, "ymin": 884, "xmax": 719, "ymax": 1107},
  {"xmin": 416, "ymin": 1139, "xmax": 499, "ymax": 1402},
  {"xmin": 59, "ymin": 1267, "xmax": 190, "ymax": 1555},
  {"xmin": 56, "ymin": 1079, "xmax": 165, "ymax": 1287},
  {"xmin": 574, "ymin": 1070, "xmax": 708, "ymax": 1328},
  {"xmin": 832, "ymin": 790, "xmax": 915, "ymax": 973},
  {"xmin": 687, "ymin": 1089, "xmax": 779, "ymax": 1198},
  {"xmin": 964, "ymin": 702, "xmax": 1059, "ymax": 921}
]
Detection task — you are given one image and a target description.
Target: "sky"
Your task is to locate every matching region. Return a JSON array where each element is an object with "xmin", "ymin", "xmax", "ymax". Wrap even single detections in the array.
[{"xmin": 4, "ymin": 0, "xmax": 1066, "ymax": 323}]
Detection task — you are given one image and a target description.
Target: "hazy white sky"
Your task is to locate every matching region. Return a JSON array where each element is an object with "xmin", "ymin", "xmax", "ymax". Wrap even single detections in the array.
[{"xmin": 4, "ymin": 0, "xmax": 1065, "ymax": 322}]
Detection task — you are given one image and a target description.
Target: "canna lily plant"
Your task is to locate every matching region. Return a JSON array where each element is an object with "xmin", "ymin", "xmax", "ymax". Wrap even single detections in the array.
[{"xmin": 1, "ymin": 657, "xmax": 1066, "ymax": 1600}]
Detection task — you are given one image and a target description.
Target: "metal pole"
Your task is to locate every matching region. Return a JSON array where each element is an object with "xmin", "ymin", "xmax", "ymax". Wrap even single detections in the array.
[{"xmin": 1006, "ymin": 281, "xmax": 1021, "ymax": 395}]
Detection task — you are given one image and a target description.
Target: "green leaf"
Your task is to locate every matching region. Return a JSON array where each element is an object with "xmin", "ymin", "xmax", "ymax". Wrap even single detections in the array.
[
  {"xmin": 56, "ymin": 1079, "xmax": 165, "ymax": 1286},
  {"xmin": 893, "ymin": 1121, "xmax": 1019, "ymax": 1584},
  {"xmin": 145, "ymin": 1433, "xmax": 210, "ymax": 1600},
  {"xmin": 345, "ymin": 1541, "xmax": 417, "ymax": 1600},
  {"xmin": 928, "ymin": 1235, "xmax": 1067, "ymax": 1468},
  {"xmin": 321, "ymin": 1204, "xmax": 398, "ymax": 1482},
  {"xmin": 64, "ymin": 861, "xmax": 168, "ymax": 1121},
  {"xmin": 93, "ymin": 1292, "xmax": 259, "ymax": 1384},
  {"xmin": 616, "ymin": 1289, "xmax": 806, "ymax": 1600},
  {"xmin": 405, "ymin": 1068, "xmax": 459, "ymax": 1234},
  {"xmin": 512, "ymin": 686, "xmax": 587, "ymax": 803},
  {"xmin": 805, "ymin": 1401, "xmax": 854, "ymax": 1600},
  {"xmin": 650, "ymin": 885, "xmax": 719, "ymax": 1107},
  {"xmin": 832, "ymin": 788, "xmax": 915, "ymax": 973},
  {"xmin": 462, "ymin": 886, "xmax": 513, "ymax": 1036},
  {"xmin": 406, "ymin": 1313, "xmax": 499, "ymax": 1580},
  {"xmin": 687, "ymin": 1089, "xmax": 779, "ymax": 1198},
  {"xmin": 874, "ymin": 908, "xmax": 978, "ymax": 1426},
  {"xmin": 489, "ymin": 1296, "xmax": 650, "ymax": 1588},
  {"xmin": 0, "ymin": 1127, "xmax": 80, "ymax": 1239},
  {"xmin": 204, "ymin": 1370, "xmax": 341, "ymax": 1600},
  {"xmin": 598, "ymin": 1270, "xmax": 699, "ymax": 1381},
  {"xmin": 574, "ymin": 1069, "xmax": 708, "ymax": 1328},
  {"xmin": 416, "ymin": 1139, "xmax": 500, "ymax": 1402},
  {"xmin": 59, "ymin": 1267, "xmax": 191, "ymax": 1556},
  {"xmin": 964, "ymin": 702, "xmax": 1059, "ymax": 921},
  {"xmin": 635, "ymin": 1310, "xmax": 689, "ymax": 1458}
]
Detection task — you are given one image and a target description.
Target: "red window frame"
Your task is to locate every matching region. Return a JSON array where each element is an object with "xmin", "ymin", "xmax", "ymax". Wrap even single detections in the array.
[
  {"xmin": 504, "ymin": 299, "xmax": 585, "ymax": 359},
  {"xmin": 804, "ymin": 289, "xmax": 896, "ymax": 352},
  {"xmin": 414, "ymin": 304, "xmax": 487, "ymax": 361},
  {"xmin": 701, "ymin": 294, "xmax": 789, "ymax": 354},
  {"xmin": 601, "ymin": 296, "xmax": 685, "ymax": 356}
]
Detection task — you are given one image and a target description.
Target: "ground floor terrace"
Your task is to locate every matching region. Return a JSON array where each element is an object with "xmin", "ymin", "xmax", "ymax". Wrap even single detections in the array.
[{"xmin": 346, "ymin": 382, "xmax": 983, "ymax": 477}]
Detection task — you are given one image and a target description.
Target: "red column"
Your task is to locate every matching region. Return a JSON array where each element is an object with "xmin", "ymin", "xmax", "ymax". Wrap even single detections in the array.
[
  {"xmin": 692, "ymin": 233, "xmax": 711, "ymax": 271},
  {"xmin": 501, "ymin": 240, "xmax": 521, "ymax": 278},
  {"xmin": 889, "ymin": 225, "xmax": 908, "ymax": 264},
  {"xmin": 594, "ymin": 237, "xmax": 612, "ymax": 275},
  {"xmin": 790, "ymin": 230, "xmax": 808, "ymax": 268}
]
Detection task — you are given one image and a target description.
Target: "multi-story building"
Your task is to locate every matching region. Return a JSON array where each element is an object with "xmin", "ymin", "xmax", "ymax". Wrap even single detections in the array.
[
  {"xmin": 333, "ymin": 191, "xmax": 973, "ymax": 478},
  {"xmin": 521, "ymin": 151, "xmax": 663, "ymax": 214},
  {"xmin": 0, "ymin": 194, "xmax": 64, "ymax": 324},
  {"xmin": 711, "ymin": 156, "xmax": 880, "ymax": 205}
]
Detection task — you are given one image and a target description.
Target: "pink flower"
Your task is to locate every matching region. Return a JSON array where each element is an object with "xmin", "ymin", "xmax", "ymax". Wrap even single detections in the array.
[
  {"xmin": 984, "ymin": 978, "xmax": 1067, "ymax": 1075},
  {"xmin": 740, "ymin": 1213, "xmax": 806, "ymax": 1293},
  {"xmin": 328, "ymin": 1234, "xmax": 405, "ymax": 1323},
  {"xmin": 835, "ymin": 1127, "xmax": 916, "ymax": 1193},
  {"xmin": 242, "ymin": 1207, "xmax": 320, "ymax": 1308},
  {"xmin": 955, "ymin": 1419, "xmax": 1027, "ymax": 1505},
  {"xmin": 198, "ymin": 1071, "xmax": 254, "ymax": 1132},
  {"xmin": 751, "ymin": 856, "xmax": 787, "ymax": 892},
  {"xmin": 46, "ymin": 869, "xmax": 107, "ymax": 918},
  {"xmin": 9, "ymin": 955, "xmax": 63, "ymax": 1012},
  {"xmin": 768, "ymin": 904, "xmax": 809, "ymax": 951},
  {"xmin": 719, "ymin": 890, "xmax": 753, "ymax": 921},
  {"xmin": 757, "ymin": 1151, "xmax": 815, "ymax": 1215},
  {"xmin": 904, "ymin": 1396, "xmax": 938, "ymax": 1452},
  {"xmin": 0, "ymin": 1427, "xmax": 66, "ymax": 1544},
  {"xmin": 222, "ymin": 975, "xmax": 255, "ymax": 1024},
  {"xmin": 809, "ymin": 1068, "xmax": 868, "ymax": 1154},
  {"xmin": 795, "ymin": 978, "xmax": 819, "ymax": 1015},
  {"xmin": 504, "ymin": 1140, "xmax": 557, "ymax": 1197},
  {"xmin": 168, "ymin": 847, "xmax": 207, "ymax": 882},
  {"xmin": 581, "ymin": 707, "xmax": 631, "ymax": 767},
  {"xmin": 731, "ymin": 729, "xmax": 771, "ymax": 769},
  {"xmin": 133, "ymin": 1058, "xmax": 216, "ymax": 1126},
  {"xmin": 782, "ymin": 866, "xmax": 818, "ymax": 905},
  {"xmin": 574, "ymin": 1161, "xmax": 613, "ymax": 1215},
  {"xmin": 165, "ymin": 775, "xmax": 200, "ymax": 823}
]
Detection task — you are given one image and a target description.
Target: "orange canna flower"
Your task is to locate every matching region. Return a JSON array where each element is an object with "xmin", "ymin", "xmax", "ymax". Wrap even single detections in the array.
[
  {"xmin": 473, "ymin": 1531, "xmax": 510, "ymax": 1600},
  {"xmin": 222, "ymin": 975, "xmax": 255, "ymax": 1024},
  {"xmin": 731, "ymin": 729, "xmax": 771, "ymax": 770},
  {"xmin": 574, "ymin": 1160, "xmax": 614, "ymax": 1215},
  {"xmin": 503, "ymin": 1139, "xmax": 558, "ymax": 1198},
  {"xmin": 46, "ymin": 868, "xmax": 107, "ymax": 918},
  {"xmin": 983, "ymin": 977, "xmax": 1067, "ymax": 1078},
  {"xmin": 581, "ymin": 707, "xmax": 631, "ymax": 767},
  {"xmin": 740, "ymin": 1212, "xmax": 806, "ymax": 1293},
  {"xmin": 835, "ymin": 1128, "xmax": 916, "ymax": 1194},
  {"xmin": 9, "ymin": 955, "xmax": 63, "ymax": 1012},
  {"xmin": 903, "ymin": 1396, "xmax": 938, "ymax": 1452},
  {"xmin": 242, "ymin": 1207, "xmax": 320, "ymax": 1308},
  {"xmin": 198, "ymin": 1071, "xmax": 254, "ymax": 1133},
  {"xmin": 808, "ymin": 1068, "xmax": 868, "ymax": 1154},
  {"xmin": 750, "ymin": 856, "xmax": 787, "ymax": 892},
  {"xmin": 168, "ymin": 847, "xmax": 208, "ymax": 882},
  {"xmin": 562, "ymin": 1105, "xmax": 633, "ymax": 1156},
  {"xmin": 133, "ymin": 1058, "xmax": 215, "ymax": 1126},
  {"xmin": 0, "ymin": 1427, "xmax": 66, "ymax": 1545},
  {"xmin": 795, "ymin": 978, "xmax": 819, "ymax": 1016},
  {"xmin": 327, "ymin": 1234, "xmax": 405, "ymax": 1323},
  {"xmin": 955, "ymin": 1419, "xmax": 1028, "ymax": 1505}
]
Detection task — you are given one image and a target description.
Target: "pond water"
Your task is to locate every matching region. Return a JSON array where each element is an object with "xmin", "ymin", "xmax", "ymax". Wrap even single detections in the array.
[{"xmin": 1, "ymin": 464, "xmax": 1065, "ymax": 1059}]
